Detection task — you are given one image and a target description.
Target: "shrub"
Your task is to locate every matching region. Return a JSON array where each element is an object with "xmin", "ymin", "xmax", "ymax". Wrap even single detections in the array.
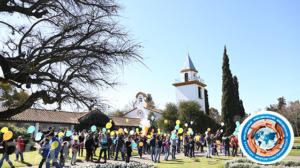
[
  {"xmin": 225, "ymin": 159, "xmax": 300, "ymax": 168},
  {"xmin": 73, "ymin": 161, "xmax": 157, "ymax": 168}
]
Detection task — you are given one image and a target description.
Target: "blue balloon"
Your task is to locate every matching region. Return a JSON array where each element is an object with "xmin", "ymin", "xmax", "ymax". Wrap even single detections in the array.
[
  {"xmin": 132, "ymin": 142, "xmax": 137, "ymax": 148},
  {"xmin": 91, "ymin": 125, "xmax": 96, "ymax": 132},
  {"xmin": 139, "ymin": 124, "xmax": 143, "ymax": 128},
  {"xmin": 27, "ymin": 126, "xmax": 35, "ymax": 134},
  {"xmin": 236, "ymin": 121, "xmax": 240, "ymax": 126},
  {"xmin": 171, "ymin": 133, "xmax": 176, "ymax": 140},
  {"xmin": 113, "ymin": 139, "xmax": 116, "ymax": 144},
  {"xmin": 151, "ymin": 116, "xmax": 155, "ymax": 121},
  {"xmin": 66, "ymin": 131, "xmax": 72, "ymax": 137},
  {"xmin": 233, "ymin": 131, "xmax": 238, "ymax": 136},
  {"xmin": 36, "ymin": 132, "xmax": 43, "ymax": 138},
  {"xmin": 175, "ymin": 125, "xmax": 180, "ymax": 130},
  {"xmin": 190, "ymin": 130, "xmax": 194, "ymax": 135},
  {"xmin": 102, "ymin": 128, "xmax": 106, "ymax": 133}
]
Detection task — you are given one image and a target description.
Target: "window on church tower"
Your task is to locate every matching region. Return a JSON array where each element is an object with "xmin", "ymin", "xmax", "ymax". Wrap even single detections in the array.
[
  {"xmin": 198, "ymin": 87, "xmax": 202, "ymax": 99},
  {"xmin": 139, "ymin": 97, "xmax": 142, "ymax": 102},
  {"xmin": 184, "ymin": 73, "xmax": 188, "ymax": 82}
]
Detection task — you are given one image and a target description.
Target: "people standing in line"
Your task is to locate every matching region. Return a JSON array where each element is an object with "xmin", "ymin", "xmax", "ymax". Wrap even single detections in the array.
[
  {"xmin": 137, "ymin": 138, "xmax": 143, "ymax": 159},
  {"xmin": 183, "ymin": 134, "xmax": 188, "ymax": 157},
  {"xmin": 176, "ymin": 135, "xmax": 180, "ymax": 153},
  {"xmin": 39, "ymin": 137, "xmax": 50, "ymax": 168},
  {"xmin": 231, "ymin": 135, "xmax": 238, "ymax": 157},
  {"xmin": 59, "ymin": 141, "xmax": 68, "ymax": 167},
  {"xmin": 163, "ymin": 136, "xmax": 170, "ymax": 161},
  {"xmin": 0, "ymin": 139, "xmax": 15, "ymax": 168},
  {"xmin": 15, "ymin": 136, "xmax": 24, "ymax": 162},
  {"xmin": 125, "ymin": 136, "xmax": 132, "ymax": 163},
  {"xmin": 107, "ymin": 133, "xmax": 113, "ymax": 160},
  {"xmin": 149, "ymin": 135, "xmax": 156, "ymax": 161},
  {"xmin": 71, "ymin": 140, "xmax": 79, "ymax": 165},
  {"xmin": 154, "ymin": 135, "xmax": 162, "ymax": 163},
  {"xmin": 78, "ymin": 132, "xmax": 85, "ymax": 157},
  {"xmin": 223, "ymin": 136, "xmax": 230, "ymax": 156},
  {"xmin": 200, "ymin": 134, "xmax": 205, "ymax": 153},
  {"xmin": 85, "ymin": 134, "xmax": 94, "ymax": 162},
  {"xmin": 46, "ymin": 132, "xmax": 61, "ymax": 168}
]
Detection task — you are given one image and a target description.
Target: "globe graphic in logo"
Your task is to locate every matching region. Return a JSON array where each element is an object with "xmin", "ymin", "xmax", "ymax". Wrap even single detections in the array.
[{"xmin": 254, "ymin": 127, "xmax": 278, "ymax": 150}]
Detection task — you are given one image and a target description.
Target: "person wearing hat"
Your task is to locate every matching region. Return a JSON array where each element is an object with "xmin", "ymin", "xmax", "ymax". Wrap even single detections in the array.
[{"xmin": 46, "ymin": 132, "xmax": 61, "ymax": 168}]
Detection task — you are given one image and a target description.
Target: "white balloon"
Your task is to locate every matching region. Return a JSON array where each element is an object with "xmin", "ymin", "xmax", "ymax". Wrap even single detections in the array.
[
  {"xmin": 184, "ymin": 123, "xmax": 188, "ymax": 127},
  {"xmin": 220, "ymin": 129, "xmax": 223, "ymax": 133},
  {"xmin": 221, "ymin": 122, "xmax": 224, "ymax": 126},
  {"xmin": 129, "ymin": 130, "xmax": 134, "ymax": 135}
]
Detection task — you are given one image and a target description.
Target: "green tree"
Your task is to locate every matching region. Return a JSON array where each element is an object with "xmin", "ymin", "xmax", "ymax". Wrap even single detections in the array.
[
  {"xmin": 221, "ymin": 46, "xmax": 238, "ymax": 135},
  {"xmin": 147, "ymin": 111, "xmax": 158, "ymax": 131},
  {"xmin": 204, "ymin": 89, "xmax": 210, "ymax": 115},
  {"xmin": 0, "ymin": 82, "xmax": 29, "ymax": 107},
  {"xmin": 277, "ymin": 97, "xmax": 286, "ymax": 111},
  {"xmin": 146, "ymin": 94, "xmax": 155, "ymax": 109},
  {"xmin": 109, "ymin": 109, "xmax": 126, "ymax": 117},
  {"xmin": 78, "ymin": 109, "xmax": 110, "ymax": 130},
  {"xmin": 233, "ymin": 76, "xmax": 245, "ymax": 118},
  {"xmin": 178, "ymin": 101, "xmax": 219, "ymax": 133},
  {"xmin": 157, "ymin": 103, "xmax": 178, "ymax": 132}
]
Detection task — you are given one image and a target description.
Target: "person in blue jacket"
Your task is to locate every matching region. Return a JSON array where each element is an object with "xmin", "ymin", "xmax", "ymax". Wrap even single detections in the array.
[
  {"xmin": 38, "ymin": 137, "xmax": 50, "ymax": 168},
  {"xmin": 46, "ymin": 132, "xmax": 61, "ymax": 168}
]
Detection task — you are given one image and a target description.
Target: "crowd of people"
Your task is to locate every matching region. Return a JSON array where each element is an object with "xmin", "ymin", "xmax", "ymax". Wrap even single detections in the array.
[{"xmin": 0, "ymin": 127, "xmax": 243, "ymax": 168}]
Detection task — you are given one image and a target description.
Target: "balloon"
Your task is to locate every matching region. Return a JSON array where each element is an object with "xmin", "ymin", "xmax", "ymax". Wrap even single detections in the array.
[
  {"xmin": 51, "ymin": 141, "xmax": 59, "ymax": 150},
  {"xmin": 126, "ymin": 119, "xmax": 129, "ymax": 123},
  {"xmin": 171, "ymin": 133, "xmax": 176, "ymax": 140},
  {"xmin": 164, "ymin": 133, "xmax": 167, "ymax": 137},
  {"xmin": 106, "ymin": 122, "xmax": 112, "ymax": 129},
  {"xmin": 139, "ymin": 142, "xmax": 144, "ymax": 147},
  {"xmin": 143, "ymin": 126, "xmax": 149, "ymax": 136},
  {"xmin": 221, "ymin": 122, "xmax": 224, "ymax": 126},
  {"xmin": 75, "ymin": 136, "xmax": 79, "ymax": 140},
  {"xmin": 116, "ymin": 131, "xmax": 119, "ymax": 134},
  {"xmin": 3, "ymin": 131, "xmax": 13, "ymax": 141},
  {"xmin": 36, "ymin": 132, "xmax": 43, "ymax": 138},
  {"xmin": 102, "ymin": 128, "xmax": 106, "ymax": 133},
  {"xmin": 176, "ymin": 120, "xmax": 180, "ymax": 125},
  {"xmin": 1, "ymin": 127, "xmax": 8, "ymax": 133},
  {"xmin": 180, "ymin": 136, "xmax": 183, "ymax": 140},
  {"xmin": 139, "ymin": 124, "xmax": 143, "ymax": 128},
  {"xmin": 136, "ymin": 128, "xmax": 139, "ymax": 134},
  {"xmin": 187, "ymin": 132, "xmax": 190, "ymax": 136},
  {"xmin": 190, "ymin": 121, "xmax": 194, "ymax": 125},
  {"xmin": 158, "ymin": 129, "xmax": 161, "ymax": 135},
  {"xmin": 109, "ymin": 120, "xmax": 112, "ymax": 123},
  {"xmin": 220, "ymin": 129, "xmax": 223, "ymax": 133},
  {"xmin": 91, "ymin": 125, "xmax": 96, "ymax": 132},
  {"xmin": 118, "ymin": 128, "xmax": 123, "ymax": 134},
  {"xmin": 108, "ymin": 130, "xmax": 111, "ymax": 133},
  {"xmin": 58, "ymin": 132, "xmax": 64, "ymax": 137},
  {"xmin": 164, "ymin": 120, "xmax": 168, "ymax": 124},
  {"xmin": 113, "ymin": 139, "xmax": 116, "ymax": 144},
  {"xmin": 175, "ymin": 125, "xmax": 180, "ymax": 130},
  {"xmin": 207, "ymin": 128, "xmax": 211, "ymax": 132},
  {"xmin": 27, "ymin": 126, "xmax": 35, "ymax": 134},
  {"xmin": 110, "ymin": 131, "xmax": 115, "ymax": 136},
  {"xmin": 132, "ymin": 142, "xmax": 137, "ymax": 148},
  {"xmin": 35, "ymin": 136, "xmax": 42, "ymax": 141},
  {"xmin": 190, "ymin": 130, "xmax": 194, "ymax": 135},
  {"xmin": 196, "ymin": 136, "xmax": 200, "ymax": 141},
  {"xmin": 178, "ymin": 128, "xmax": 183, "ymax": 134},
  {"xmin": 147, "ymin": 135, "xmax": 151, "ymax": 139},
  {"xmin": 233, "ymin": 131, "xmax": 238, "ymax": 136},
  {"xmin": 130, "ymin": 130, "xmax": 134, "ymax": 135},
  {"xmin": 66, "ymin": 131, "xmax": 72, "ymax": 137},
  {"xmin": 151, "ymin": 116, "xmax": 155, "ymax": 121},
  {"xmin": 184, "ymin": 123, "xmax": 188, "ymax": 127}
]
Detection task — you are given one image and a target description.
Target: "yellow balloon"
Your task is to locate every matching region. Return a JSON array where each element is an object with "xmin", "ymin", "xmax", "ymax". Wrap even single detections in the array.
[
  {"xmin": 58, "ymin": 132, "xmax": 64, "ymax": 137},
  {"xmin": 110, "ymin": 131, "xmax": 115, "ymax": 136},
  {"xmin": 139, "ymin": 142, "xmax": 144, "ymax": 147},
  {"xmin": 1, "ymin": 127, "xmax": 8, "ymax": 133},
  {"xmin": 180, "ymin": 136, "xmax": 183, "ymax": 140},
  {"xmin": 126, "ymin": 119, "xmax": 129, "ymax": 123},
  {"xmin": 147, "ymin": 135, "xmax": 151, "ymax": 139},
  {"xmin": 178, "ymin": 128, "xmax": 183, "ymax": 134},
  {"xmin": 108, "ymin": 130, "xmax": 111, "ymax": 133},
  {"xmin": 3, "ymin": 131, "xmax": 13, "ymax": 141},
  {"xmin": 176, "ymin": 120, "xmax": 181, "ymax": 125},
  {"xmin": 116, "ymin": 131, "xmax": 119, "ymax": 134},
  {"xmin": 118, "ymin": 128, "xmax": 123, "ymax": 133},
  {"xmin": 109, "ymin": 120, "xmax": 112, "ymax": 123},
  {"xmin": 164, "ymin": 133, "xmax": 167, "ymax": 137},
  {"xmin": 75, "ymin": 136, "xmax": 78, "ymax": 140},
  {"xmin": 207, "ymin": 128, "xmax": 211, "ymax": 132},
  {"xmin": 196, "ymin": 136, "xmax": 200, "ymax": 141},
  {"xmin": 51, "ymin": 141, "xmax": 59, "ymax": 150},
  {"xmin": 164, "ymin": 120, "xmax": 168, "ymax": 124},
  {"xmin": 106, "ymin": 122, "xmax": 112, "ymax": 129}
]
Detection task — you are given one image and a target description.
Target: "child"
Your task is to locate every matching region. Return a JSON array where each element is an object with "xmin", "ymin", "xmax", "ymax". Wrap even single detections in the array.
[
  {"xmin": 97, "ymin": 133, "xmax": 108, "ymax": 163},
  {"xmin": 15, "ymin": 136, "xmax": 24, "ymax": 162}
]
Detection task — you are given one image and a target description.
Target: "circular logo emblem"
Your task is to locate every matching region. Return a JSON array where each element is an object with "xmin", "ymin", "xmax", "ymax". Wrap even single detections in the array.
[{"xmin": 238, "ymin": 111, "xmax": 294, "ymax": 164}]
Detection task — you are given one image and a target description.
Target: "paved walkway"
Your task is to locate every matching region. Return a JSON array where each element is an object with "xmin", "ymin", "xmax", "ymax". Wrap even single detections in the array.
[{"xmin": 20, "ymin": 150, "xmax": 300, "ymax": 168}]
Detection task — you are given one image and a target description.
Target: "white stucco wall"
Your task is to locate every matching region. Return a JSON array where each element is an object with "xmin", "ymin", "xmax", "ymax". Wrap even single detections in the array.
[{"xmin": 175, "ymin": 84, "xmax": 206, "ymax": 111}]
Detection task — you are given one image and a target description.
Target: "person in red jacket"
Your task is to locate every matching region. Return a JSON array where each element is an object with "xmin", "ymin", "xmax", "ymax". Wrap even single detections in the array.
[
  {"xmin": 15, "ymin": 136, "xmax": 24, "ymax": 162},
  {"xmin": 230, "ymin": 135, "xmax": 238, "ymax": 157}
]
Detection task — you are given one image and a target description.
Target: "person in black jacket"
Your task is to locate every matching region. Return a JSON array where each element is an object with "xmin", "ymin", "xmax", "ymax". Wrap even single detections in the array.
[
  {"xmin": 85, "ymin": 134, "xmax": 94, "ymax": 162},
  {"xmin": 189, "ymin": 135, "xmax": 195, "ymax": 157},
  {"xmin": 0, "ymin": 139, "xmax": 15, "ymax": 168},
  {"xmin": 149, "ymin": 135, "xmax": 156, "ymax": 161},
  {"xmin": 125, "ymin": 136, "xmax": 132, "ymax": 163},
  {"xmin": 114, "ymin": 133, "xmax": 125, "ymax": 161},
  {"xmin": 154, "ymin": 135, "xmax": 162, "ymax": 163}
]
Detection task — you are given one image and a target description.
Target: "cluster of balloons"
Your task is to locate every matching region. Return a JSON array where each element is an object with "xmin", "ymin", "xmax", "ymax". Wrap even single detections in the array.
[
  {"xmin": 233, "ymin": 121, "xmax": 240, "ymax": 136},
  {"xmin": 1, "ymin": 127, "xmax": 13, "ymax": 141}
]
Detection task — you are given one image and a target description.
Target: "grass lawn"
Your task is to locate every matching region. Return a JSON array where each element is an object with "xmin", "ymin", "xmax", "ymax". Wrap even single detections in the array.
[
  {"xmin": 0, "ymin": 148, "xmax": 138, "ymax": 168},
  {"xmin": 289, "ymin": 149, "xmax": 300, "ymax": 156},
  {"xmin": 154, "ymin": 157, "xmax": 235, "ymax": 168}
]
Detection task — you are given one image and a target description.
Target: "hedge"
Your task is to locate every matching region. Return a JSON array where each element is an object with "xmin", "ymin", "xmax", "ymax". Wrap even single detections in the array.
[
  {"xmin": 225, "ymin": 158, "xmax": 300, "ymax": 168},
  {"xmin": 72, "ymin": 162, "xmax": 157, "ymax": 168}
]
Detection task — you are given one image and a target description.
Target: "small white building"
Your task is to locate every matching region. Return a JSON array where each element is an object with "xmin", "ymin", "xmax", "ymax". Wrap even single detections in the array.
[
  {"xmin": 172, "ymin": 54, "xmax": 207, "ymax": 111},
  {"xmin": 124, "ymin": 92, "xmax": 162, "ymax": 120}
]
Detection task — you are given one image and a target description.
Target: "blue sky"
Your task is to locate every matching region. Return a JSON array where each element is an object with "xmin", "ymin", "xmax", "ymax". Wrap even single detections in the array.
[{"xmin": 102, "ymin": 0, "xmax": 300, "ymax": 113}]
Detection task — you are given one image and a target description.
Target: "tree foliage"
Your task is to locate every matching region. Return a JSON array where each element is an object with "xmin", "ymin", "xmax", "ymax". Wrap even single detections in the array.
[
  {"xmin": 147, "ymin": 111, "xmax": 157, "ymax": 131},
  {"xmin": 109, "ymin": 109, "xmax": 126, "ymax": 117},
  {"xmin": 0, "ymin": 0, "xmax": 141, "ymax": 118},
  {"xmin": 204, "ymin": 89, "xmax": 210, "ymax": 115},
  {"xmin": 157, "ymin": 103, "xmax": 178, "ymax": 133},
  {"xmin": 78, "ymin": 109, "xmax": 110, "ymax": 130},
  {"xmin": 146, "ymin": 93, "xmax": 155, "ymax": 109},
  {"xmin": 0, "ymin": 82, "xmax": 29, "ymax": 107}
]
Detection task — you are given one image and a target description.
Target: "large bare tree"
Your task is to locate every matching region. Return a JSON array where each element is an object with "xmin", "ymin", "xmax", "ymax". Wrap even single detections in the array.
[{"xmin": 0, "ymin": 0, "xmax": 141, "ymax": 118}]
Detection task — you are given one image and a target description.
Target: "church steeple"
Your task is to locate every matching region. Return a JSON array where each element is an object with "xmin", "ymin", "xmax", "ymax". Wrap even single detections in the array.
[{"xmin": 181, "ymin": 53, "xmax": 198, "ymax": 73}]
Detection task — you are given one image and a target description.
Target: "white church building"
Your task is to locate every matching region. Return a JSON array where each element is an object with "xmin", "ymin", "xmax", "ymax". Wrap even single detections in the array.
[{"xmin": 172, "ymin": 54, "xmax": 207, "ymax": 111}]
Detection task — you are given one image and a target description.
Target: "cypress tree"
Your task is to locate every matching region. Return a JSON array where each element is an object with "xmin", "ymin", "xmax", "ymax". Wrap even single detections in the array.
[
  {"xmin": 204, "ymin": 89, "xmax": 210, "ymax": 115},
  {"xmin": 221, "ymin": 46, "xmax": 237, "ymax": 135},
  {"xmin": 233, "ymin": 76, "xmax": 245, "ymax": 118}
]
